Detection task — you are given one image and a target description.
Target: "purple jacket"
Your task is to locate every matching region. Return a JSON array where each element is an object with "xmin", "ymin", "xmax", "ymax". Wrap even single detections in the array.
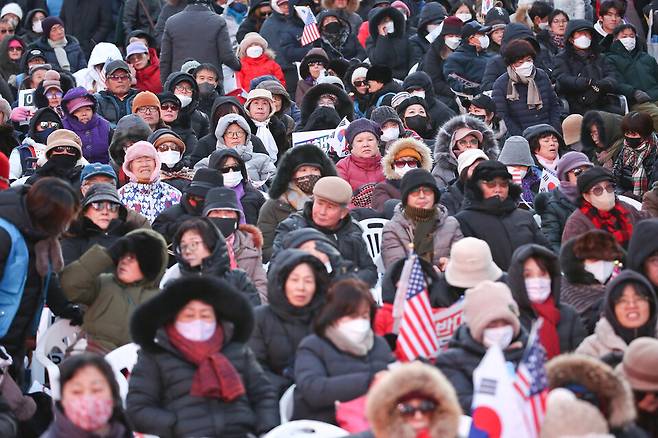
[{"xmin": 62, "ymin": 87, "xmax": 113, "ymax": 164}]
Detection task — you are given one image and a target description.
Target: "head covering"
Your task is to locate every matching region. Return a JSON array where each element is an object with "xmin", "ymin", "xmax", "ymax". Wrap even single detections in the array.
[
  {"xmin": 498, "ymin": 136, "xmax": 534, "ymax": 167},
  {"xmin": 180, "ymin": 59, "xmax": 200, "ymax": 74},
  {"xmin": 41, "ymin": 16, "xmax": 64, "ymax": 38},
  {"xmin": 445, "ymin": 237, "xmax": 502, "ymax": 288},
  {"xmin": 65, "ymin": 94, "xmax": 95, "ymax": 114},
  {"xmin": 461, "ymin": 21, "xmax": 491, "ymax": 40},
  {"xmin": 457, "ymin": 148, "xmax": 488, "ymax": 175},
  {"xmin": 238, "ymin": 32, "xmax": 268, "ymax": 58},
  {"xmin": 464, "ymin": 280, "xmax": 520, "ymax": 343},
  {"xmin": 203, "ymin": 187, "xmax": 242, "ymax": 216},
  {"xmin": 122, "ymin": 141, "xmax": 161, "ymax": 183},
  {"xmin": 313, "ymin": 176, "xmax": 352, "ymax": 206},
  {"xmin": 42, "ymin": 70, "xmax": 62, "ymax": 93},
  {"xmin": 467, "ymin": 94, "xmax": 496, "ymax": 114},
  {"xmin": 470, "ymin": 159, "xmax": 512, "ymax": 182},
  {"xmin": 556, "ymin": 151, "xmax": 592, "ymax": 181},
  {"xmin": 80, "ymin": 163, "xmax": 118, "ymax": 183},
  {"xmin": 104, "ymin": 59, "xmax": 131, "ymax": 76},
  {"xmin": 562, "ymin": 114, "xmax": 583, "ymax": 146},
  {"xmin": 441, "ymin": 16, "xmax": 463, "ymax": 36},
  {"xmin": 186, "ymin": 168, "xmax": 223, "ymax": 197},
  {"xmin": 365, "ymin": 64, "xmax": 393, "ymax": 84},
  {"xmin": 125, "ymin": 41, "xmax": 149, "ymax": 59},
  {"xmin": 244, "ymin": 88, "xmax": 274, "ymax": 116},
  {"xmin": 345, "ymin": 118, "xmax": 381, "ymax": 146},
  {"xmin": 451, "ymin": 127, "xmax": 483, "ymax": 147},
  {"xmin": 82, "ymin": 183, "xmax": 121, "ymax": 208},
  {"xmin": 351, "ymin": 66, "xmax": 369, "ymax": 84},
  {"xmin": 132, "ymin": 91, "xmax": 160, "ymax": 113},
  {"xmin": 617, "ymin": 337, "xmax": 658, "ymax": 391},
  {"xmin": 400, "ymin": 168, "xmax": 439, "ymax": 206},
  {"xmin": 44, "ymin": 129, "xmax": 82, "ymax": 158},
  {"xmin": 577, "ymin": 166, "xmax": 614, "ymax": 194},
  {"xmin": 0, "ymin": 3, "xmax": 22, "ymax": 20}
]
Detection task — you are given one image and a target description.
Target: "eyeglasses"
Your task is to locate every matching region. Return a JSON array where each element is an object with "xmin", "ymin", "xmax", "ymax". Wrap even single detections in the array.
[
  {"xmin": 178, "ymin": 240, "xmax": 204, "ymax": 253},
  {"xmin": 0, "ymin": 29, "xmax": 14, "ymax": 34},
  {"xmin": 589, "ymin": 183, "xmax": 615, "ymax": 196},
  {"xmin": 174, "ymin": 84, "xmax": 193, "ymax": 93},
  {"xmin": 483, "ymin": 180, "xmax": 510, "ymax": 188},
  {"xmin": 161, "ymin": 103, "xmax": 179, "ymax": 111},
  {"xmin": 90, "ymin": 201, "xmax": 120, "ymax": 212},
  {"xmin": 51, "ymin": 146, "xmax": 77, "ymax": 154},
  {"xmin": 107, "ymin": 74, "xmax": 130, "ymax": 81},
  {"xmin": 136, "ymin": 106, "xmax": 159, "ymax": 114},
  {"xmin": 396, "ymin": 400, "xmax": 437, "ymax": 417},
  {"xmin": 224, "ymin": 130, "xmax": 246, "ymax": 138},
  {"xmin": 457, "ymin": 138, "xmax": 479, "ymax": 147},
  {"xmin": 38, "ymin": 121, "xmax": 60, "ymax": 129},
  {"xmin": 410, "ymin": 186, "xmax": 434, "ymax": 196},
  {"xmin": 353, "ymin": 80, "xmax": 368, "ymax": 87},
  {"xmin": 393, "ymin": 159, "xmax": 419, "ymax": 168},
  {"xmin": 615, "ymin": 294, "xmax": 649, "ymax": 307},
  {"xmin": 571, "ymin": 168, "xmax": 587, "ymax": 177},
  {"xmin": 7, "ymin": 46, "xmax": 22, "ymax": 52},
  {"xmin": 45, "ymin": 91, "xmax": 62, "ymax": 99},
  {"xmin": 221, "ymin": 165, "xmax": 242, "ymax": 173}
]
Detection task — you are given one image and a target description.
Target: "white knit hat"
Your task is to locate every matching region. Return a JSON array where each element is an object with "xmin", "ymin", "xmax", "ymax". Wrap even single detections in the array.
[{"xmin": 1, "ymin": 3, "xmax": 22, "ymax": 21}]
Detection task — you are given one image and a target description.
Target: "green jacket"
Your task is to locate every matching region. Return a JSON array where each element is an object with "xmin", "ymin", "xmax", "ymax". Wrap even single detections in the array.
[
  {"xmin": 60, "ymin": 229, "xmax": 167, "ymax": 352},
  {"xmin": 606, "ymin": 39, "xmax": 658, "ymax": 100}
]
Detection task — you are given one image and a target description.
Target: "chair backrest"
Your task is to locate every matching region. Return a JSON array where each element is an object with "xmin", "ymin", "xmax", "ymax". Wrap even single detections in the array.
[
  {"xmin": 618, "ymin": 194, "xmax": 642, "ymax": 211},
  {"xmin": 360, "ymin": 218, "xmax": 389, "ymax": 260},
  {"xmin": 279, "ymin": 384, "xmax": 296, "ymax": 424},
  {"xmin": 264, "ymin": 420, "xmax": 349, "ymax": 438},
  {"xmin": 34, "ymin": 319, "xmax": 81, "ymax": 400},
  {"xmin": 105, "ymin": 343, "xmax": 140, "ymax": 403}
]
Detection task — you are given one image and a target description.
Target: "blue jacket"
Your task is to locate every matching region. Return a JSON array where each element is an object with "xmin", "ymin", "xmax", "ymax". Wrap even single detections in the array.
[
  {"xmin": 0, "ymin": 218, "xmax": 28, "ymax": 339},
  {"xmin": 492, "ymin": 68, "xmax": 562, "ymax": 137},
  {"xmin": 443, "ymin": 43, "xmax": 492, "ymax": 94}
]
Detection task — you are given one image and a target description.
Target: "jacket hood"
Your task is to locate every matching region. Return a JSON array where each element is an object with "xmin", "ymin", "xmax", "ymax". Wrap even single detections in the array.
[
  {"xmin": 580, "ymin": 110, "xmax": 623, "ymax": 153},
  {"xmin": 266, "ymin": 249, "xmax": 329, "ymax": 321},
  {"xmin": 214, "ymin": 113, "xmax": 253, "ymax": 148},
  {"xmin": 434, "ymin": 114, "xmax": 499, "ymax": 169},
  {"xmin": 208, "ymin": 148, "xmax": 248, "ymax": 181},
  {"xmin": 560, "ymin": 236, "xmax": 600, "ymax": 285},
  {"xmin": 122, "ymin": 229, "xmax": 169, "ymax": 287},
  {"xmin": 0, "ymin": 35, "xmax": 24, "ymax": 74},
  {"xmin": 627, "ymin": 219, "xmax": 658, "ymax": 273},
  {"xmin": 25, "ymin": 8, "xmax": 47, "ymax": 26},
  {"xmin": 564, "ymin": 19, "xmax": 595, "ymax": 42},
  {"xmin": 130, "ymin": 275, "xmax": 254, "ymax": 352},
  {"xmin": 343, "ymin": 61, "xmax": 370, "ymax": 94},
  {"xmin": 268, "ymin": 143, "xmax": 337, "ymax": 199},
  {"xmin": 546, "ymin": 353, "xmax": 637, "ymax": 428},
  {"xmin": 163, "ymin": 71, "xmax": 200, "ymax": 116},
  {"xmin": 317, "ymin": 9, "xmax": 352, "ymax": 33},
  {"xmin": 173, "ymin": 218, "xmax": 231, "ymax": 277},
  {"xmin": 382, "ymin": 137, "xmax": 433, "ymax": 179},
  {"xmin": 300, "ymin": 83, "xmax": 354, "ymax": 126},
  {"xmin": 109, "ymin": 114, "xmax": 153, "ymax": 165},
  {"xmin": 321, "ymin": 0, "xmax": 360, "ymax": 13},
  {"xmin": 61, "ymin": 87, "xmax": 98, "ymax": 117},
  {"xmin": 402, "ymin": 71, "xmax": 438, "ymax": 103},
  {"xmin": 28, "ymin": 107, "xmax": 62, "ymax": 138},
  {"xmin": 87, "ymin": 42, "xmax": 123, "ymax": 70},
  {"xmin": 369, "ymin": 7, "xmax": 407, "ymax": 39},
  {"xmin": 299, "ymin": 48, "xmax": 330, "ymax": 80},
  {"xmin": 209, "ymin": 95, "xmax": 256, "ymax": 133},
  {"xmin": 366, "ymin": 362, "xmax": 461, "ymax": 438},
  {"xmin": 501, "ymin": 22, "xmax": 540, "ymax": 52},
  {"xmin": 507, "ymin": 244, "xmax": 562, "ymax": 312},
  {"xmin": 522, "ymin": 124, "xmax": 566, "ymax": 150},
  {"xmin": 417, "ymin": 3, "xmax": 446, "ymax": 37}
]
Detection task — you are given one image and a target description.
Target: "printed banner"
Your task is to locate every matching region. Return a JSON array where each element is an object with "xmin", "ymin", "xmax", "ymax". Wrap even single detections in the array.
[
  {"xmin": 292, "ymin": 129, "xmax": 335, "ymax": 153},
  {"xmin": 433, "ymin": 298, "xmax": 465, "ymax": 351}
]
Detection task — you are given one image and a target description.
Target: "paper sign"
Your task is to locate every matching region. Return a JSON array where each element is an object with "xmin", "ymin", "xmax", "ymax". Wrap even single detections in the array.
[
  {"xmin": 433, "ymin": 298, "xmax": 465, "ymax": 351},
  {"xmin": 292, "ymin": 129, "xmax": 335, "ymax": 153},
  {"xmin": 18, "ymin": 89, "xmax": 36, "ymax": 126},
  {"xmin": 538, "ymin": 168, "xmax": 560, "ymax": 193},
  {"xmin": 426, "ymin": 21, "xmax": 443, "ymax": 43}
]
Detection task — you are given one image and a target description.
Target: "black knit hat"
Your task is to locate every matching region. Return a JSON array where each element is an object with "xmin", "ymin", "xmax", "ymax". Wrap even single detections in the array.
[
  {"xmin": 366, "ymin": 64, "xmax": 393, "ymax": 84},
  {"xmin": 471, "ymin": 159, "xmax": 512, "ymax": 182},
  {"xmin": 400, "ymin": 168, "xmax": 440, "ymax": 205},
  {"xmin": 157, "ymin": 91, "xmax": 181, "ymax": 107},
  {"xmin": 577, "ymin": 166, "xmax": 614, "ymax": 194},
  {"xmin": 186, "ymin": 168, "xmax": 224, "ymax": 197},
  {"xmin": 202, "ymin": 187, "xmax": 241, "ymax": 216}
]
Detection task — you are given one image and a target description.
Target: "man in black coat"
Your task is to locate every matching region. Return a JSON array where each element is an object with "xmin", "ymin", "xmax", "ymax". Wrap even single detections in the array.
[{"xmin": 59, "ymin": 0, "xmax": 112, "ymax": 59}]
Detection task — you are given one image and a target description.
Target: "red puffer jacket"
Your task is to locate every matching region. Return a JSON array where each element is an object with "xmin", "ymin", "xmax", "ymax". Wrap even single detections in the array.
[
  {"xmin": 235, "ymin": 54, "xmax": 286, "ymax": 91},
  {"xmin": 135, "ymin": 48, "xmax": 163, "ymax": 94}
]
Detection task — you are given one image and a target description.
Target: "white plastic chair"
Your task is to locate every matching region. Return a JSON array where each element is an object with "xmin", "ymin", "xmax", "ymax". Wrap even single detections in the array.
[
  {"xmin": 264, "ymin": 420, "xmax": 349, "ymax": 438},
  {"xmin": 105, "ymin": 343, "xmax": 140, "ymax": 403},
  {"xmin": 279, "ymin": 384, "xmax": 296, "ymax": 424},
  {"xmin": 618, "ymin": 194, "xmax": 642, "ymax": 211},
  {"xmin": 31, "ymin": 307, "xmax": 55, "ymax": 386},
  {"xmin": 360, "ymin": 218, "xmax": 388, "ymax": 261},
  {"xmin": 33, "ymin": 319, "xmax": 81, "ymax": 400}
]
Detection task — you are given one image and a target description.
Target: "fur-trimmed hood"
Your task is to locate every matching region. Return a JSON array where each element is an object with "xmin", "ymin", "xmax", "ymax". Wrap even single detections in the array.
[
  {"xmin": 322, "ymin": 0, "xmax": 360, "ymax": 13},
  {"xmin": 120, "ymin": 229, "xmax": 169, "ymax": 287},
  {"xmin": 368, "ymin": 6, "xmax": 407, "ymax": 40},
  {"xmin": 268, "ymin": 144, "xmax": 337, "ymax": 199},
  {"xmin": 130, "ymin": 276, "xmax": 254, "ymax": 352},
  {"xmin": 433, "ymin": 114, "xmax": 499, "ymax": 171},
  {"xmin": 546, "ymin": 353, "xmax": 637, "ymax": 429},
  {"xmin": 300, "ymin": 83, "xmax": 354, "ymax": 126},
  {"xmin": 381, "ymin": 137, "xmax": 433, "ymax": 180},
  {"xmin": 238, "ymin": 223, "xmax": 263, "ymax": 249},
  {"xmin": 366, "ymin": 362, "xmax": 462, "ymax": 438}
]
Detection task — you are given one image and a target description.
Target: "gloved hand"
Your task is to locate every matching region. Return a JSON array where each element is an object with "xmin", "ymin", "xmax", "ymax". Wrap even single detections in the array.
[
  {"xmin": 59, "ymin": 304, "xmax": 84, "ymax": 326},
  {"xmin": 10, "ymin": 106, "xmax": 31, "ymax": 123},
  {"xmin": 633, "ymin": 89, "xmax": 652, "ymax": 104},
  {"xmin": 107, "ymin": 236, "xmax": 132, "ymax": 264}
]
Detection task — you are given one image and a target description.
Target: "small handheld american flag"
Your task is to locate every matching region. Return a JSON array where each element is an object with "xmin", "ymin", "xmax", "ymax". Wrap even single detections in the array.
[{"xmin": 295, "ymin": 6, "xmax": 321, "ymax": 46}]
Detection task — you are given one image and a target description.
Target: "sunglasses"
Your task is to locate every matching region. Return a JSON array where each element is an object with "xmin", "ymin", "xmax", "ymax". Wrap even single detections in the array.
[
  {"xmin": 397, "ymin": 400, "xmax": 437, "ymax": 417},
  {"xmin": 353, "ymin": 80, "xmax": 368, "ymax": 87},
  {"xmin": 38, "ymin": 121, "xmax": 60, "ymax": 129},
  {"xmin": 221, "ymin": 165, "xmax": 242, "ymax": 173},
  {"xmin": 90, "ymin": 201, "xmax": 120, "ymax": 212},
  {"xmin": 589, "ymin": 183, "xmax": 615, "ymax": 196},
  {"xmin": 45, "ymin": 91, "xmax": 63, "ymax": 99},
  {"xmin": 7, "ymin": 46, "xmax": 22, "ymax": 52},
  {"xmin": 156, "ymin": 143, "xmax": 181, "ymax": 152},
  {"xmin": 161, "ymin": 103, "xmax": 179, "ymax": 111},
  {"xmin": 393, "ymin": 159, "xmax": 419, "ymax": 169},
  {"xmin": 52, "ymin": 146, "xmax": 77, "ymax": 154},
  {"xmin": 571, "ymin": 168, "xmax": 586, "ymax": 177},
  {"xmin": 107, "ymin": 74, "xmax": 130, "ymax": 81}
]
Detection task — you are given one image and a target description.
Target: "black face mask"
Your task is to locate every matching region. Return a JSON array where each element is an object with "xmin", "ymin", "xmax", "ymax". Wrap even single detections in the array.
[
  {"xmin": 47, "ymin": 153, "xmax": 77, "ymax": 169},
  {"xmin": 625, "ymin": 136, "xmax": 644, "ymax": 149},
  {"xmin": 185, "ymin": 195, "xmax": 204, "ymax": 215},
  {"xmin": 210, "ymin": 217, "xmax": 238, "ymax": 238},
  {"xmin": 324, "ymin": 21, "xmax": 341, "ymax": 34},
  {"xmin": 33, "ymin": 127, "xmax": 56, "ymax": 144},
  {"xmin": 198, "ymin": 82, "xmax": 216, "ymax": 97},
  {"xmin": 405, "ymin": 115, "xmax": 430, "ymax": 137}
]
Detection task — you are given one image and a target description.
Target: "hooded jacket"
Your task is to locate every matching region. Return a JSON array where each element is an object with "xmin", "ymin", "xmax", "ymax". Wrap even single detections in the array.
[
  {"xmin": 627, "ymin": 219, "xmax": 658, "ymax": 283},
  {"xmin": 298, "ymin": 83, "xmax": 354, "ymax": 131},
  {"xmin": 8, "ymin": 107, "xmax": 60, "ymax": 180},
  {"xmin": 580, "ymin": 110, "xmax": 624, "ymax": 169},
  {"xmin": 163, "ymin": 71, "xmax": 210, "ymax": 140},
  {"xmin": 60, "ymin": 229, "xmax": 167, "ymax": 353},
  {"xmin": 134, "ymin": 48, "xmax": 163, "ymax": 94},
  {"xmin": 606, "ymin": 38, "xmax": 658, "ymax": 102},
  {"xmin": 431, "ymin": 114, "xmax": 499, "ymax": 188},
  {"xmin": 421, "ymin": 34, "xmax": 459, "ymax": 112},
  {"xmin": 126, "ymin": 276, "xmax": 278, "ymax": 437},
  {"xmin": 0, "ymin": 36, "xmax": 24, "ymax": 81},
  {"xmin": 235, "ymin": 46, "xmax": 285, "ymax": 92},
  {"xmin": 402, "ymin": 71, "xmax": 457, "ymax": 130},
  {"xmin": 248, "ymin": 250, "xmax": 328, "ymax": 395},
  {"xmin": 366, "ymin": 7, "xmax": 414, "ymax": 80},
  {"xmin": 73, "ymin": 42, "xmax": 123, "ymax": 94},
  {"xmin": 506, "ymin": 244, "xmax": 587, "ymax": 353},
  {"xmin": 408, "ymin": 2, "xmax": 446, "ymax": 62},
  {"xmin": 316, "ymin": 10, "xmax": 366, "ymax": 61},
  {"xmin": 21, "ymin": 9, "xmax": 47, "ymax": 45},
  {"xmin": 443, "ymin": 35, "xmax": 493, "ymax": 94},
  {"xmin": 62, "ymin": 88, "xmax": 113, "ymax": 164},
  {"xmin": 321, "ymin": 0, "xmax": 363, "ymax": 35}
]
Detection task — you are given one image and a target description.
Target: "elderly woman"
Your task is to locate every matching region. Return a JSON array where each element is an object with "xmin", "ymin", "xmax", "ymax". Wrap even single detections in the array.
[
  {"xmin": 523, "ymin": 124, "xmax": 567, "ymax": 175},
  {"xmin": 118, "ymin": 141, "xmax": 181, "ymax": 223},
  {"xmin": 336, "ymin": 118, "xmax": 385, "ymax": 194},
  {"xmin": 126, "ymin": 276, "xmax": 279, "ymax": 437},
  {"xmin": 150, "ymin": 128, "xmax": 194, "ymax": 193},
  {"xmin": 27, "ymin": 16, "xmax": 86, "ymax": 72}
]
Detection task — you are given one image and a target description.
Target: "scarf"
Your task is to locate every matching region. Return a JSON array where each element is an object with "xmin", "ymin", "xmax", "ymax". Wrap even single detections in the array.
[
  {"xmin": 536, "ymin": 155, "xmax": 558, "ymax": 172},
  {"xmin": 579, "ymin": 200, "xmax": 633, "ymax": 247},
  {"xmin": 282, "ymin": 183, "xmax": 312, "ymax": 211},
  {"xmin": 230, "ymin": 183, "xmax": 246, "ymax": 224},
  {"xmin": 559, "ymin": 181, "xmax": 579, "ymax": 204},
  {"xmin": 165, "ymin": 323, "xmax": 246, "ymax": 401},
  {"xmin": 531, "ymin": 296, "xmax": 561, "ymax": 359},
  {"xmin": 160, "ymin": 167, "xmax": 195, "ymax": 182},
  {"xmin": 324, "ymin": 324, "xmax": 374, "ymax": 357},
  {"xmin": 225, "ymin": 233, "xmax": 239, "ymax": 269},
  {"xmin": 253, "ymin": 119, "xmax": 278, "ymax": 162},
  {"xmin": 505, "ymin": 65, "xmax": 542, "ymax": 110},
  {"xmin": 404, "ymin": 206, "xmax": 437, "ymax": 264},
  {"xmin": 48, "ymin": 37, "xmax": 70, "ymax": 71},
  {"xmin": 550, "ymin": 32, "xmax": 565, "ymax": 49},
  {"xmin": 621, "ymin": 138, "xmax": 654, "ymax": 197}
]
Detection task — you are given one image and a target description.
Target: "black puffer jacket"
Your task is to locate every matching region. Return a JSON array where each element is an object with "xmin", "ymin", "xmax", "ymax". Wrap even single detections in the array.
[
  {"xmin": 506, "ymin": 244, "xmax": 587, "ymax": 354},
  {"xmin": 439, "ymin": 179, "xmax": 465, "ymax": 216},
  {"xmin": 366, "ymin": 7, "xmax": 414, "ymax": 80},
  {"xmin": 534, "ymin": 188, "xmax": 578, "ymax": 254},
  {"xmin": 408, "ymin": 2, "xmax": 446, "ymax": 62},
  {"xmin": 421, "ymin": 36, "xmax": 459, "ymax": 112},
  {"xmin": 249, "ymin": 250, "xmax": 328, "ymax": 396},
  {"xmin": 316, "ymin": 10, "xmax": 366, "ymax": 61},
  {"xmin": 298, "ymin": 83, "xmax": 354, "ymax": 131},
  {"xmin": 402, "ymin": 71, "xmax": 456, "ymax": 130},
  {"xmin": 151, "ymin": 195, "xmax": 199, "ymax": 244},
  {"xmin": 163, "ymin": 71, "xmax": 210, "ymax": 140},
  {"xmin": 626, "ymin": 219, "xmax": 658, "ymax": 288},
  {"xmin": 127, "ymin": 276, "xmax": 278, "ymax": 438}
]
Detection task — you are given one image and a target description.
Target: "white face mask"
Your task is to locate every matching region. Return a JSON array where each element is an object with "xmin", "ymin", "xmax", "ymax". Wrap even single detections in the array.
[
  {"xmin": 410, "ymin": 90, "xmax": 426, "ymax": 99},
  {"xmin": 175, "ymin": 319, "xmax": 217, "ymax": 342},
  {"xmin": 619, "ymin": 37, "xmax": 636, "ymax": 52},
  {"xmin": 525, "ymin": 277, "xmax": 552, "ymax": 303},
  {"xmin": 589, "ymin": 191, "xmax": 615, "ymax": 212},
  {"xmin": 584, "ymin": 260, "xmax": 615, "ymax": 284},
  {"xmin": 381, "ymin": 126, "xmax": 400, "ymax": 142},
  {"xmin": 538, "ymin": 22, "xmax": 549, "ymax": 30},
  {"xmin": 478, "ymin": 35, "xmax": 490, "ymax": 49},
  {"xmin": 246, "ymin": 45, "xmax": 263, "ymax": 58},
  {"xmin": 456, "ymin": 13, "xmax": 471, "ymax": 22},
  {"xmin": 573, "ymin": 35, "xmax": 591, "ymax": 49},
  {"xmin": 223, "ymin": 170, "xmax": 243, "ymax": 188},
  {"xmin": 158, "ymin": 150, "xmax": 181, "ymax": 167},
  {"xmin": 336, "ymin": 318, "xmax": 371, "ymax": 345},
  {"xmin": 175, "ymin": 94, "xmax": 192, "ymax": 108},
  {"xmin": 445, "ymin": 36, "xmax": 461, "ymax": 50},
  {"xmin": 384, "ymin": 21, "xmax": 395, "ymax": 34},
  {"xmin": 32, "ymin": 20, "xmax": 43, "ymax": 33},
  {"xmin": 514, "ymin": 60, "xmax": 534, "ymax": 77},
  {"xmin": 394, "ymin": 163, "xmax": 416, "ymax": 178},
  {"xmin": 482, "ymin": 325, "xmax": 514, "ymax": 349}
]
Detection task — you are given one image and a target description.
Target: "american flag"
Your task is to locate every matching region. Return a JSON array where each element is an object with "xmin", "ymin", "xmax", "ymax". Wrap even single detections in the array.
[
  {"xmin": 513, "ymin": 320, "xmax": 549, "ymax": 438},
  {"xmin": 295, "ymin": 6, "xmax": 321, "ymax": 46},
  {"xmin": 396, "ymin": 255, "xmax": 439, "ymax": 361}
]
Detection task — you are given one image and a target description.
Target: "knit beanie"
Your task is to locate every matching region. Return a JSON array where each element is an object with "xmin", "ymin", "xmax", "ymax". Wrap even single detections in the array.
[
  {"xmin": 400, "ymin": 168, "xmax": 440, "ymax": 206},
  {"xmin": 313, "ymin": 176, "xmax": 352, "ymax": 206},
  {"xmin": 617, "ymin": 337, "xmax": 658, "ymax": 391},
  {"xmin": 576, "ymin": 166, "xmax": 613, "ymax": 194},
  {"xmin": 445, "ymin": 237, "xmax": 502, "ymax": 288},
  {"xmin": 45, "ymin": 129, "xmax": 82, "ymax": 158},
  {"xmin": 498, "ymin": 136, "xmax": 534, "ymax": 167},
  {"xmin": 463, "ymin": 280, "xmax": 520, "ymax": 343},
  {"xmin": 239, "ymin": 32, "xmax": 268, "ymax": 58},
  {"xmin": 41, "ymin": 16, "xmax": 64, "ymax": 39},
  {"xmin": 370, "ymin": 105, "xmax": 403, "ymax": 131},
  {"xmin": 42, "ymin": 70, "xmax": 62, "ymax": 93},
  {"xmin": 82, "ymin": 183, "xmax": 121, "ymax": 208},
  {"xmin": 122, "ymin": 141, "xmax": 161, "ymax": 183},
  {"xmin": 556, "ymin": 151, "xmax": 592, "ymax": 182},
  {"xmin": 456, "ymin": 148, "xmax": 488, "ymax": 176},
  {"xmin": 394, "ymin": 147, "xmax": 422, "ymax": 162},
  {"xmin": 351, "ymin": 66, "xmax": 368, "ymax": 84},
  {"xmin": 1, "ymin": 3, "xmax": 22, "ymax": 21},
  {"xmin": 365, "ymin": 64, "xmax": 393, "ymax": 84},
  {"xmin": 562, "ymin": 114, "xmax": 583, "ymax": 146},
  {"xmin": 0, "ymin": 152, "xmax": 8, "ymax": 190},
  {"xmin": 345, "ymin": 118, "xmax": 381, "ymax": 147},
  {"xmin": 132, "ymin": 91, "xmax": 161, "ymax": 113}
]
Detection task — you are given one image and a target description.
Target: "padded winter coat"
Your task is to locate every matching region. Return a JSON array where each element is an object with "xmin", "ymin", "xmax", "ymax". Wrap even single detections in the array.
[
  {"xmin": 27, "ymin": 35, "xmax": 87, "ymax": 72},
  {"xmin": 366, "ymin": 7, "xmax": 414, "ymax": 80},
  {"xmin": 534, "ymin": 188, "xmax": 577, "ymax": 253}
]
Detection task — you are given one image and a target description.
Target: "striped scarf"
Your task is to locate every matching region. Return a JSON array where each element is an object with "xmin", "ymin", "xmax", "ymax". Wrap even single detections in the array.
[{"xmin": 622, "ymin": 136, "xmax": 656, "ymax": 197}]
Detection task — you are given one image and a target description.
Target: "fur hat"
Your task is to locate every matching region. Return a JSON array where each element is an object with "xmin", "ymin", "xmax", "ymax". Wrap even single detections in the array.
[
  {"xmin": 498, "ymin": 136, "xmax": 534, "ymax": 167},
  {"xmin": 445, "ymin": 237, "xmax": 502, "ymax": 288},
  {"xmin": 463, "ymin": 280, "xmax": 520, "ymax": 343},
  {"xmin": 366, "ymin": 64, "xmax": 393, "ymax": 84},
  {"xmin": 122, "ymin": 141, "xmax": 161, "ymax": 183},
  {"xmin": 313, "ymin": 176, "xmax": 352, "ymax": 206},
  {"xmin": 562, "ymin": 114, "xmax": 583, "ymax": 146},
  {"xmin": 132, "ymin": 91, "xmax": 160, "ymax": 113},
  {"xmin": 117, "ymin": 229, "xmax": 167, "ymax": 284},
  {"xmin": 366, "ymin": 362, "xmax": 462, "ymax": 438},
  {"xmin": 617, "ymin": 337, "xmax": 658, "ymax": 391},
  {"xmin": 268, "ymin": 144, "xmax": 337, "ymax": 199},
  {"xmin": 345, "ymin": 118, "xmax": 381, "ymax": 146},
  {"xmin": 540, "ymin": 388, "xmax": 610, "ymax": 438},
  {"xmin": 572, "ymin": 230, "xmax": 623, "ymax": 261},
  {"xmin": 45, "ymin": 129, "xmax": 82, "ymax": 158},
  {"xmin": 238, "ymin": 32, "xmax": 268, "ymax": 58}
]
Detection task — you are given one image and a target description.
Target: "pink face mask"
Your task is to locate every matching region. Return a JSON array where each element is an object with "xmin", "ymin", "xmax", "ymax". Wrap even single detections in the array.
[{"xmin": 62, "ymin": 395, "xmax": 114, "ymax": 432}]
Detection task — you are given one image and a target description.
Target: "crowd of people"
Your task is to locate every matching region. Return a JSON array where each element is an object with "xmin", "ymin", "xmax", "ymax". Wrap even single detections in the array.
[{"xmin": 0, "ymin": 0, "xmax": 657, "ymax": 437}]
